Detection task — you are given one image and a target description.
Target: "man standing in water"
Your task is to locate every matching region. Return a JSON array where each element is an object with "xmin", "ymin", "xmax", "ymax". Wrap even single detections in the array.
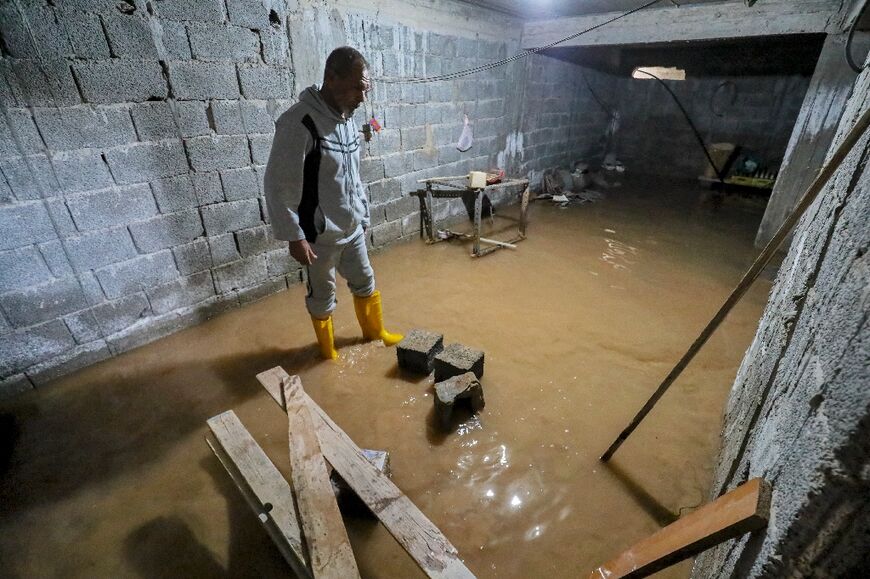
[{"xmin": 264, "ymin": 46, "xmax": 403, "ymax": 359}]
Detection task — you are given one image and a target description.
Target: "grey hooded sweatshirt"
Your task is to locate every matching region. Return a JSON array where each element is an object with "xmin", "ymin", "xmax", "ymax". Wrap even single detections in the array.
[{"xmin": 264, "ymin": 85, "xmax": 370, "ymax": 245}]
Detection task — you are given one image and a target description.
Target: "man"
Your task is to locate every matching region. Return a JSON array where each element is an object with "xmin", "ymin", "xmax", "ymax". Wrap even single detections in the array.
[{"xmin": 264, "ymin": 47, "xmax": 403, "ymax": 360}]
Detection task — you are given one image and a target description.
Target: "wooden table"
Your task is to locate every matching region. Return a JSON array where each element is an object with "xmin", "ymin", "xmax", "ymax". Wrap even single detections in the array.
[{"xmin": 411, "ymin": 177, "xmax": 530, "ymax": 257}]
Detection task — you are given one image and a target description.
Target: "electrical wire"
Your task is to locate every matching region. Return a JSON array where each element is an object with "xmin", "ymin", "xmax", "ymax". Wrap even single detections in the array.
[
  {"xmin": 845, "ymin": 0, "xmax": 870, "ymax": 74},
  {"xmin": 377, "ymin": 0, "xmax": 664, "ymax": 84},
  {"xmin": 634, "ymin": 69, "xmax": 726, "ymax": 183}
]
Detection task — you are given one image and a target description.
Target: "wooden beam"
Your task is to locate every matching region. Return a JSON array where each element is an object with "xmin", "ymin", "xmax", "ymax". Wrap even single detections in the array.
[
  {"xmin": 522, "ymin": 0, "xmax": 856, "ymax": 50},
  {"xmin": 206, "ymin": 410, "xmax": 312, "ymax": 579},
  {"xmin": 282, "ymin": 376, "xmax": 360, "ymax": 579},
  {"xmin": 256, "ymin": 366, "xmax": 476, "ymax": 579},
  {"xmin": 589, "ymin": 478, "xmax": 771, "ymax": 579}
]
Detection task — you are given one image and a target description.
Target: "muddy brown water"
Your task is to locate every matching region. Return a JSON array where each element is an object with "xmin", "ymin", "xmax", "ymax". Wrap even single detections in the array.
[{"xmin": 0, "ymin": 178, "xmax": 773, "ymax": 578}]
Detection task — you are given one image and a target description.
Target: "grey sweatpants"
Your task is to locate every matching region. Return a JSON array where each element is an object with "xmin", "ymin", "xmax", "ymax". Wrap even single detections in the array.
[{"xmin": 305, "ymin": 228, "xmax": 375, "ymax": 318}]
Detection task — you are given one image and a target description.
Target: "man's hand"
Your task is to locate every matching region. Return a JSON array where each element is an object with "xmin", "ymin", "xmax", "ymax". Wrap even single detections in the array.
[{"xmin": 289, "ymin": 239, "xmax": 317, "ymax": 265}]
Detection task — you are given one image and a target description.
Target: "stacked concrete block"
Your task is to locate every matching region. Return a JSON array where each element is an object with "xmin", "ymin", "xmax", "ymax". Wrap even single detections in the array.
[
  {"xmin": 434, "ymin": 371, "xmax": 485, "ymax": 430},
  {"xmin": 433, "ymin": 343, "xmax": 485, "ymax": 382},
  {"xmin": 396, "ymin": 329, "xmax": 444, "ymax": 374}
]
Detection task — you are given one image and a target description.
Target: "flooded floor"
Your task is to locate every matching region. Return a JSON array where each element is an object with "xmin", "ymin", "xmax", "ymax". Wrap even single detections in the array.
[{"xmin": 0, "ymin": 177, "xmax": 774, "ymax": 578}]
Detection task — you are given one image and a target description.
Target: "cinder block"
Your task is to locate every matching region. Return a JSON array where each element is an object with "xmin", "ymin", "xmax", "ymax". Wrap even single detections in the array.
[
  {"xmin": 188, "ymin": 23, "xmax": 259, "ymax": 62},
  {"xmin": 78, "ymin": 271, "xmax": 106, "ymax": 305},
  {"xmin": 172, "ymin": 238, "xmax": 212, "ymax": 274},
  {"xmin": 433, "ymin": 343, "xmax": 484, "ymax": 382},
  {"xmin": 154, "ymin": 0, "xmax": 226, "ymax": 22},
  {"xmin": 37, "ymin": 240, "xmax": 74, "ymax": 277},
  {"xmin": 397, "ymin": 329, "xmax": 444, "ymax": 374},
  {"xmin": 146, "ymin": 270, "xmax": 215, "ymax": 314},
  {"xmin": 130, "ymin": 102, "xmax": 179, "ymax": 141},
  {"xmin": 0, "ymin": 5, "xmax": 72, "ymax": 58},
  {"xmin": 265, "ymin": 247, "xmax": 297, "ymax": 277},
  {"xmin": 150, "ymin": 175, "xmax": 197, "ymax": 212},
  {"xmin": 240, "ymin": 100, "xmax": 275, "ymax": 133},
  {"xmin": 212, "ymin": 255, "xmax": 268, "ymax": 293},
  {"xmin": 34, "ymin": 105, "xmax": 135, "ymax": 150},
  {"xmin": 383, "ymin": 152, "xmax": 411, "ymax": 178},
  {"xmin": 1, "ymin": 59, "xmax": 81, "ymax": 107},
  {"xmin": 168, "ymin": 62, "xmax": 240, "ymax": 101},
  {"xmin": 384, "ymin": 196, "xmax": 417, "ymax": 222},
  {"xmin": 238, "ymin": 65, "xmax": 293, "ymax": 99},
  {"xmin": 0, "ymin": 246, "xmax": 53, "ymax": 293},
  {"xmin": 185, "ymin": 135, "xmax": 250, "ymax": 171},
  {"xmin": 175, "ymin": 101, "xmax": 211, "ymax": 137},
  {"xmin": 95, "ymin": 250, "xmax": 179, "ymax": 299},
  {"xmin": 207, "ymin": 233, "xmax": 241, "ymax": 266},
  {"xmin": 0, "ymin": 109, "xmax": 44, "ymax": 156},
  {"xmin": 159, "ymin": 20, "xmax": 192, "ymax": 60},
  {"xmin": 0, "ymin": 201, "xmax": 56, "ymax": 252},
  {"xmin": 0, "ymin": 319, "xmax": 75, "ymax": 377},
  {"xmin": 225, "ymin": 0, "xmax": 287, "ymax": 29},
  {"xmin": 220, "ymin": 167, "xmax": 258, "ymax": 201},
  {"xmin": 26, "ymin": 340, "xmax": 112, "ymax": 387},
  {"xmin": 63, "ymin": 309, "xmax": 102, "ymax": 344},
  {"xmin": 52, "ymin": 149, "xmax": 115, "ymax": 193},
  {"xmin": 201, "ymin": 199, "xmax": 261, "ymax": 236},
  {"xmin": 102, "ymin": 13, "xmax": 158, "ymax": 58},
  {"xmin": 209, "ymin": 100, "xmax": 244, "ymax": 134},
  {"xmin": 105, "ymin": 140, "xmax": 189, "ymax": 184},
  {"xmin": 235, "ymin": 224, "xmax": 283, "ymax": 257},
  {"xmin": 129, "ymin": 209, "xmax": 203, "ymax": 253},
  {"xmin": 260, "ymin": 28, "xmax": 289, "ymax": 65},
  {"xmin": 0, "ymin": 276, "xmax": 89, "ymax": 328},
  {"xmin": 67, "ymin": 184, "xmax": 158, "ymax": 232},
  {"xmin": 74, "ymin": 60, "xmax": 167, "ymax": 103},
  {"xmin": 368, "ymin": 179, "xmax": 402, "ymax": 205},
  {"xmin": 370, "ymin": 220, "xmax": 402, "ymax": 248},
  {"xmin": 191, "ymin": 171, "xmax": 225, "ymax": 205},
  {"xmin": 91, "ymin": 292, "xmax": 151, "ymax": 335},
  {"xmin": 248, "ymin": 134, "xmax": 273, "ymax": 165},
  {"xmin": 434, "ymin": 372, "xmax": 485, "ymax": 430},
  {"xmin": 60, "ymin": 9, "xmax": 111, "ymax": 58}
]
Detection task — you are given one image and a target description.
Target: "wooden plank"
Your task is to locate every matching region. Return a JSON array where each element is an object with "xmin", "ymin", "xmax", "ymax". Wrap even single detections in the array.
[
  {"xmin": 522, "ymin": 0, "xmax": 855, "ymax": 49},
  {"xmin": 589, "ymin": 478, "xmax": 771, "ymax": 579},
  {"xmin": 282, "ymin": 375, "xmax": 360, "ymax": 579},
  {"xmin": 256, "ymin": 366, "xmax": 476, "ymax": 579},
  {"xmin": 206, "ymin": 410, "xmax": 312, "ymax": 579},
  {"xmin": 755, "ymin": 33, "xmax": 864, "ymax": 247}
]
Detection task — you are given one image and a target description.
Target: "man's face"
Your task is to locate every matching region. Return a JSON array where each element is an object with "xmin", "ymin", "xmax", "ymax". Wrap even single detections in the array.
[{"xmin": 330, "ymin": 64, "xmax": 371, "ymax": 117}]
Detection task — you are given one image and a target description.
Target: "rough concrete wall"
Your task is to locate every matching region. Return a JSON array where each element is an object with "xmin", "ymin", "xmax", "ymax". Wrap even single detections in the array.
[
  {"xmin": 516, "ymin": 54, "xmax": 614, "ymax": 177},
  {"xmin": 0, "ymin": 0, "xmax": 608, "ymax": 397},
  {"xmin": 692, "ymin": 63, "xmax": 870, "ymax": 577},
  {"xmin": 610, "ymin": 74, "xmax": 809, "ymax": 178}
]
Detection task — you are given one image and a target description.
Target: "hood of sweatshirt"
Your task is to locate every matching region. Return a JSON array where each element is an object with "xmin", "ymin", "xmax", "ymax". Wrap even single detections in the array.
[{"xmin": 299, "ymin": 84, "xmax": 345, "ymax": 123}]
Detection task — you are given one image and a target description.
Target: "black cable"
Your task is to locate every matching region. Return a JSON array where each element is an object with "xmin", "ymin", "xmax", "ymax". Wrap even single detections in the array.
[
  {"xmin": 581, "ymin": 71, "xmax": 615, "ymax": 118},
  {"xmin": 378, "ymin": 0, "xmax": 664, "ymax": 84},
  {"xmin": 845, "ymin": 0, "xmax": 870, "ymax": 74},
  {"xmin": 635, "ymin": 69, "xmax": 725, "ymax": 184}
]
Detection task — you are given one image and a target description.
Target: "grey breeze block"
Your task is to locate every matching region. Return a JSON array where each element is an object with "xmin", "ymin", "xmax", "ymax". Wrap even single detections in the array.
[
  {"xmin": 433, "ymin": 342, "xmax": 484, "ymax": 382},
  {"xmin": 434, "ymin": 371, "xmax": 485, "ymax": 430},
  {"xmin": 396, "ymin": 328, "xmax": 444, "ymax": 374}
]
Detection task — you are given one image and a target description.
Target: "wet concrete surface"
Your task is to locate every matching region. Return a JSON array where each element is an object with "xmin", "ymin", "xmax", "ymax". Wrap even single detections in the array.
[{"xmin": 0, "ymin": 177, "xmax": 774, "ymax": 578}]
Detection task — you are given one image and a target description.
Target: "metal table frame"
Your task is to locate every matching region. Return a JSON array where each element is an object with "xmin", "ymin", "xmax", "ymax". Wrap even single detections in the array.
[{"xmin": 411, "ymin": 177, "xmax": 530, "ymax": 258}]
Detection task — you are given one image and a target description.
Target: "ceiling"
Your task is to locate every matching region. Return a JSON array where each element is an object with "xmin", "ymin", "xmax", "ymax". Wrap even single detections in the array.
[{"xmin": 460, "ymin": 0, "xmax": 729, "ymax": 20}]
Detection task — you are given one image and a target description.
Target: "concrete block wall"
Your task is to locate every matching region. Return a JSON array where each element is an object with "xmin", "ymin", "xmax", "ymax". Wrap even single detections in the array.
[
  {"xmin": 610, "ymin": 75, "xmax": 809, "ymax": 178},
  {"xmin": 0, "ymin": 0, "xmax": 612, "ymax": 397},
  {"xmin": 692, "ymin": 65, "xmax": 870, "ymax": 577}
]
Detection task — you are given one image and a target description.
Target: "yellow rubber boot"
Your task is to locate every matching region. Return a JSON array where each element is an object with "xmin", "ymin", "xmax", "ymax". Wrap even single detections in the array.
[
  {"xmin": 353, "ymin": 290, "xmax": 403, "ymax": 347},
  {"xmin": 311, "ymin": 316, "xmax": 338, "ymax": 360}
]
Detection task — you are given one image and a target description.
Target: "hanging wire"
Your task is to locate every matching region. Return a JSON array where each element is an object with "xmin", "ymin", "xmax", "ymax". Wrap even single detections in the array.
[
  {"xmin": 845, "ymin": 0, "xmax": 870, "ymax": 74},
  {"xmin": 377, "ymin": 0, "xmax": 664, "ymax": 84},
  {"xmin": 634, "ymin": 69, "xmax": 726, "ymax": 184}
]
